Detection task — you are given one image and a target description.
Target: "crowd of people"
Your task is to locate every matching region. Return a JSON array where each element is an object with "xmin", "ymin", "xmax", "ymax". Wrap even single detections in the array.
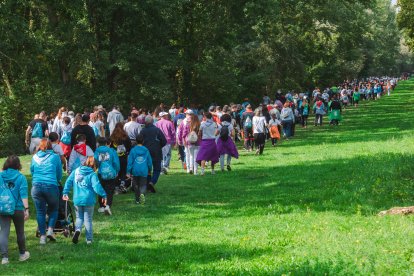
[{"xmin": 0, "ymin": 76, "xmax": 400, "ymax": 264}]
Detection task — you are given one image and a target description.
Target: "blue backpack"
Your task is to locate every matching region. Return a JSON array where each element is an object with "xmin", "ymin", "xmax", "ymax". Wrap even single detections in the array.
[
  {"xmin": 32, "ymin": 122, "xmax": 44, "ymax": 138},
  {"xmin": 0, "ymin": 181, "xmax": 17, "ymax": 216},
  {"xmin": 302, "ymin": 106, "xmax": 309, "ymax": 116},
  {"xmin": 98, "ymin": 152, "xmax": 116, "ymax": 180},
  {"xmin": 92, "ymin": 125, "xmax": 100, "ymax": 137},
  {"xmin": 61, "ymin": 129, "xmax": 71, "ymax": 145}
]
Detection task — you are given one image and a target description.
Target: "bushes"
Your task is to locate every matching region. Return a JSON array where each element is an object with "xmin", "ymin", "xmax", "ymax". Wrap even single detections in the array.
[{"xmin": 0, "ymin": 132, "xmax": 26, "ymax": 157}]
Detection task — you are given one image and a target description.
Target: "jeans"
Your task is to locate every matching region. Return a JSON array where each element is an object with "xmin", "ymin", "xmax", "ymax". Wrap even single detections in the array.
[
  {"xmin": 178, "ymin": 145, "xmax": 186, "ymax": 164},
  {"xmin": 185, "ymin": 145, "xmax": 199, "ymax": 173},
  {"xmin": 75, "ymin": 205, "xmax": 94, "ymax": 241},
  {"xmin": 282, "ymin": 120, "xmax": 293, "ymax": 138},
  {"xmin": 132, "ymin": 176, "xmax": 147, "ymax": 202},
  {"xmin": 0, "ymin": 211, "xmax": 26, "ymax": 258},
  {"xmin": 31, "ymin": 184, "xmax": 59, "ymax": 235},
  {"xmin": 98, "ymin": 177, "xmax": 116, "ymax": 207},
  {"xmin": 162, "ymin": 144, "xmax": 172, "ymax": 169},
  {"xmin": 302, "ymin": 115, "xmax": 308, "ymax": 127},
  {"xmin": 314, "ymin": 114, "xmax": 323, "ymax": 126},
  {"xmin": 148, "ymin": 161, "xmax": 161, "ymax": 185}
]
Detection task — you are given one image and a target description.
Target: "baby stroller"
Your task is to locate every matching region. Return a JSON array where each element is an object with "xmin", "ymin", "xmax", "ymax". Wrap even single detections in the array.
[{"xmin": 36, "ymin": 185, "xmax": 75, "ymax": 238}]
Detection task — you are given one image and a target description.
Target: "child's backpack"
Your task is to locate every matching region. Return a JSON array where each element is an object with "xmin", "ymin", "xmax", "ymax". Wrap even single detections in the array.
[
  {"xmin": 0, "ymin": 181, "xmax": 16, "ymax": 216},
  {"xmin": 219, "ymin": 125, "xmax": 229, "ymax": 141},
  {"xmin": 114, "ymin": 143, "xmax": 127, "ymax": 157},
  {"xmin": 244, "ymin": 116, "xmax": 252, "ymax": 129},
  {"xmin": 187, "ymin": 131, "xmax": 198, "ymax": 144},
  {"xmin": 32, "ymin": 122, "xmax": 44, "ymax": 138},
  {"xmin": 61, "ymin": 129, "xmax": 71, "ymax": 145},
  {"xmin": 302, "ymin": 105, "xmax": 309, "ymax": 116},
  {"xmin": 92, "ymin": 124, "xmax": 100, "ymax": 137},
  {"xmin": 98, "ymin": 152, "xmax": 117, "ymax": 180}
]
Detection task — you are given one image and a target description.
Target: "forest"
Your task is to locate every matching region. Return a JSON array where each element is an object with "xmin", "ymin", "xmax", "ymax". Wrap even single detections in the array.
[{"xmin": 0, "ymin": 0, "xmax": 413, "ymax": 155}]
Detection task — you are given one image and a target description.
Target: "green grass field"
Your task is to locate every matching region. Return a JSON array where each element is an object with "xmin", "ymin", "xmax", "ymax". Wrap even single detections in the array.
[{"xmin": 2, "ymin": 80, "xmax": 414, "ymax": 275}]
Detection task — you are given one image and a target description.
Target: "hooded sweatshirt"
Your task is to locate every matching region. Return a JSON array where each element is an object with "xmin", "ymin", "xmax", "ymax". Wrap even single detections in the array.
[
  {"xmin": 94, "ymin": 145, "xmax": 121, "ymax": 177},
  {"xmin": 63, "ymin": 166, "xmax": 106, "ymax": 206},
  {"xmin": 1, "ymin": 169, "xmax": 28, "ymax": 211},
  {"xmin": 107, "ymin": 109, "xmax": 124, "ymax": 135},
  {"xmin": 31, "ymin": 150, "xmax": 62, "ymax": 185},
  {"xmin": 68, "ymin": 142, "xmax": 94, "ymax": 174},
  {"xmin": 127, "ymin": 145, "xmax": 153, "ymax": 177}
]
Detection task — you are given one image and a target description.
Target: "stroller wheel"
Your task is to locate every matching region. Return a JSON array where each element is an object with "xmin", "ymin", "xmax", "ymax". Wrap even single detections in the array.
[{"xmin": 35, "ymin": 230, "xmax": 40, "ymax": 238}]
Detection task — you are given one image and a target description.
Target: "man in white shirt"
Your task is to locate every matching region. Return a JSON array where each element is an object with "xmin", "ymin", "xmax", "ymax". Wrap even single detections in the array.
[{"xmin": 107, "ymin": 106, "xmax": 124, "ymax": 135}]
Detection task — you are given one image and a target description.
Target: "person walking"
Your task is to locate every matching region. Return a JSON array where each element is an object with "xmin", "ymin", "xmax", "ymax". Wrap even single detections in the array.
[
  {"xmin": 71, "ymin": 114, "xmax": 97, "ymax": 152},
  {"xmin": 25, "ymin": 111, "xmax": 49, "ymax": 154},
  {"xmin": 107, "ymin": 106, "xmax": 124, "ymax": 135},
  {"xmin": 156, "ymin": 112, "xmax": 176, "ymax": 174},
  {"xmin": 252, "ymin": 109, "xmax": 268, "ymax": 155}
]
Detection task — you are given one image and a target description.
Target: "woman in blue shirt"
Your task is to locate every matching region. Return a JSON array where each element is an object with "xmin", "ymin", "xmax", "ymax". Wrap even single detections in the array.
[
  {"xmin": 30, "ymin": 139, "xmax": 62, "ymax": 245},
  {"xmin": 0, "ymin": 155, "xmax": 30, "ymax": 265}
]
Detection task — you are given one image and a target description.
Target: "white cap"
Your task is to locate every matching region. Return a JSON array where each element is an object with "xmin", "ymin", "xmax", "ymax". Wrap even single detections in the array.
[
  {"xmin": 185, "ymin": 109, "xmax": 194, "ymax": 115},
  {"xmin": 159, "ymin": 112, "xmax": 168, "ymax": 117}
]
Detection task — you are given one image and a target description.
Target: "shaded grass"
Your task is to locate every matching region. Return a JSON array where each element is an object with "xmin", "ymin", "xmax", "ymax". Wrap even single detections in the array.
[{"xmin": 2, "ymin": 80, "xmax": 414, "ymax": 275}]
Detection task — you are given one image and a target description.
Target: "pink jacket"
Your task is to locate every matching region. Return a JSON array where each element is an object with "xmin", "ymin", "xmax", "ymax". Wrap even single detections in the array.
[{"xmin": 156, "ymin": 118, "xmax": 176, "ymax": 145}]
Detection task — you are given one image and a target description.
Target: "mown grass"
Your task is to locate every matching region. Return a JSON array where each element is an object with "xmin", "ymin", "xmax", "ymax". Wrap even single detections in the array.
[{"xmin": 2, "ymin": 80, "xmax": 414, "ymax": 275}]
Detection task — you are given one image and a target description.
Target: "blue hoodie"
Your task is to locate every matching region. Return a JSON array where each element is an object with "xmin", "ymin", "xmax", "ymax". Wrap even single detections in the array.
[
  {"xmin": 1, "ymin": 169, "xmax": 28, "ymax": 211},
  {"xmin": 94, "ymin": 146, "xmax": 120, "ymax": 177},
  {"xmin": 63, "ymin": 166, "xmax": 107, "ymax": 206},
  {"xmin": 127, "ymin": 145, "xmax": 152, "ymax": 177},
  {"xmin": 31, "ymin": 150, "xmax": 62, "ymax": 186}
]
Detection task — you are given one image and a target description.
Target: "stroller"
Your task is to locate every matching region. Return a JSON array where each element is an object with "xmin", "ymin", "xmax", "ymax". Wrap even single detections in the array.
[{"xmin": 36, "ymin": 185, "xmax": 75, "ymax": 238}]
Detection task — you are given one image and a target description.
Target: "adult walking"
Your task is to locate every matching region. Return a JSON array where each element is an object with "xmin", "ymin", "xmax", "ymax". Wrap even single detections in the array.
[
  {"xmin": 124, "ymin": 112, "xmax": 142, "ymax": 146},
  {"xmin": 252, "ymin": 109, "xmax": 268, "ymax": 155},
  {"xmin": 280, "ymin": 103, "xmax": 295, "ymax": 139},
  {"xmin": 0, "ymin": 156, "xmax": 30, "ymax": 264},
  {"xmin": 25, "ymin": 111, "xmax": 49, "ymax": 154},
  {"xmin": 30, "ymin": 139, "xmax": 62, "ymax": 244},
  {"xmin": 196, "ymin": 112, "xmax": 219, "ymax": 175},
  {"xmin": 156, "ymin": 112, "xmax": 176, "ymax": 174},
  {"xmin": 140, "ymin": 116, "xmax": 167, "ymax": 187},
  {"xmin": 52, "ymin": 107, "xmax": 68, "ymax": 136},
  {"xmin": 107, "ymin": 106, "xmax": 124, "ymax": 135},
  {"xmin": 71, "ymin": 114, "xmax": 97, "ymax": 151}
]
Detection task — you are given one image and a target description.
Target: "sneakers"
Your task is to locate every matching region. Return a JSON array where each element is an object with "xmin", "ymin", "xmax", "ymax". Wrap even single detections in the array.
[
  {"xmin": 72, "ymin": 230, "xmax": 81, "ymax": 244},
  {"xmin": 47, "ymin": 229, "xmax": 56, "ymax": 242},
  {"xmin": 19, "ymin": 251, "xmax": 30, "ymax": 262},
  {"xmin": 39, "ymin": 235, "xmax": 47, "ymax": 245},
  {"xmin": 86, "ymin": 240, "xmax": 92, "ymax": 245},
  {"xmin": 104, "ymin": 205, "xmax": 112, "ymax": 216},
  {"xmin": 97, "ymin": 207, "xmax": 105, "ymax": 213},
  {"xmin": 147, "ymin": 182, "xmax": 156, "ymax": 193},
  {"xmin": 2, "ymin": 258, "xmax": 9, "ymax": 265},
  {"xmin": 200, "ymin": 169, "xmax": 205, "ymax": 176},
  {"xmin": 227, "ymin": 165, "xmax": 232, "ymax": 171},
  {"xmin": 211, "ymin": 170, "xmax": 216, "ymax": 175},
  {"xmin": 139, "ymin": 194, "xmax": 145, "ymax": 205}
]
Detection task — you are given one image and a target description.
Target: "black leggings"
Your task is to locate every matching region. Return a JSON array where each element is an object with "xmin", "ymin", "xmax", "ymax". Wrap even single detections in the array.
[
  {"xmin": 254, "ymin": 133, "xmax": 265, "ymax": 154},
  {"xmin": 0, "ymin": 211, "xmax": 26, "ymax": 258},
  {"xmin": 98, "ymin": 177, "xmax": 116, "ymax": 207}
]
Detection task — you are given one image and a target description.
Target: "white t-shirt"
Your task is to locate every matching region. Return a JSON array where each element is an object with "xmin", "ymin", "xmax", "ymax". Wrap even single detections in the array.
[
  {"xmin": 253, "ymin": 116, "xmax": 267, "ymax": 134},
  {"xmin": 89, "ymin": 120, "xmax": 104, "ymax": 137},
  {"xmin": 200, "ymin": 119, "xmax": 217, "ymax": 139},
  {"xmin": 269, "ymin": 118, "xmax": 281, "ymax": 127},
  {"xmin": 124, "ymin": 121, "xmax": 142, "ymax": 141},
  {"xmin": 52, "ymin": 143, "xmax": 64, "ymax": 156}
]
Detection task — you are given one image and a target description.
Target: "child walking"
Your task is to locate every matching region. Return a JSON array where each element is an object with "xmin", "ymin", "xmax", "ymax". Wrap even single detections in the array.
[
  {"xmin": 216, "ymin": 114, "xmax": 239, "ymax": 171},
  {"xmin": 63, "ymin": 156, "xmax": 107, "ymax": 244},
  {"xmin": 127, "ymin": 134, "xmax": 152, "ymax": 204},
  {"xmin": 268, "ymin": 113, "xmax": 282, "ymax": 146},
  {"xmin": 196, "ymin": 112, "xmax": 219, "ymax": 175},
  {"xmin": 68, "ymin": 134, "xmax": 94, "ymax": 174},
  {"xmin": 94, "ymin": 137, "xmax": 120, "ymax": 216}
]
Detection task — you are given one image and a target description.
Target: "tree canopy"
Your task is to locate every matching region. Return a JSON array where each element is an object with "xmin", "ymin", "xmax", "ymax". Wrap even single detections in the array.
[{"xmin": 0, "ymin": 0, "xmax": 412, "ymax": 155}]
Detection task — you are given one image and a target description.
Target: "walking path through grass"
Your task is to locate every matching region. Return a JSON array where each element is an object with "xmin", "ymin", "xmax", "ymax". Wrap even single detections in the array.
[{"xmin": 3, "ymin": 79, "xmax": 414, "ymax": 275}]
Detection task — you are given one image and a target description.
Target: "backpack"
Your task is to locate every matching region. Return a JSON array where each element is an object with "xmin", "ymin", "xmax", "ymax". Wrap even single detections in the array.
[
  {"xmin": 61, "ymin": 129, "xmax": 71, "ymax": 145},
  {"xmin": 302, "ymin": 106, "xmax": 309, "ymax": 116},
  {"xmin": 220, "ymin": 125, "xmax": 229, "ymax": 141},
  {"xmin": 244, "ymin": 116, "xmax": 252, "ymax": 129},
  {"xmin": 98, "ymin": 152, "xmax": 117, "ymax": 180},
  {"xmin": 187, "ymin": 131, "xmax": 198, "ymax": 144},
  {"xmin": 0, "ymin": 181, "xmax": 17, "ymax": 216},
  {"xmin": 92, "ymin": 124, "xmax": 100, "ymax": 137},
  {"xmin": 32, "ymin": 122, "xmax": 44, "ymax": 138},
  {"xmin": 114, "ymin": 143, "xmax": 127, "ymax": 157}
]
